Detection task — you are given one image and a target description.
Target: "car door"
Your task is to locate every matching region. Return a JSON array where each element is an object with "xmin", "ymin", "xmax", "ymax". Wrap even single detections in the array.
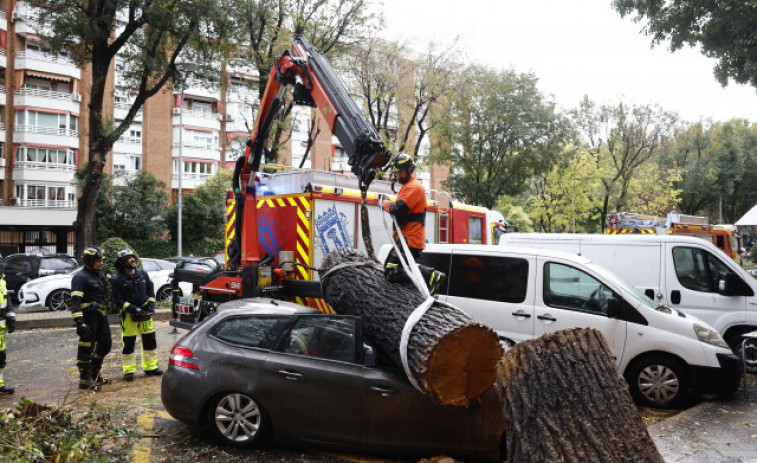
[
  {"xmin": 662, "ymin": 243, "xmax": 748, "ymax": 331},
  {"xmin": 262, "ymin": 315, "xmax": 366, "ymax": 446},
  {"xmin": 534, "ymin": 258, "xmax": 627, "ymax": 365},
  {"xmin": 362, "ymin": 353, "xmax": 503, "ymax": 459},
  {"xmin": 442, "ymin": 250, "xmax": 535, "ymax": 345}
]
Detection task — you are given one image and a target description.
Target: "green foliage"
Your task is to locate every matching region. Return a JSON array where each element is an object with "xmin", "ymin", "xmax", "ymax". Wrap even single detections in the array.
[
  {"xmin": 614, "ymin": 0, "xmax": 757, "ymax": 89},
  {"xmin": 163, "ymin": 170, "xmax": 232, "ymax": 243},
  {"xmin": 495, "ymin": 196, "xmax": 535, "ymax": 233},
  {"xmin": 431, "ymin": 64, "xmax": 571, "ymax": 210},
  {"xmin": 100, "ymin": 237, "xmax": 139, "ymax": 279},
  {"xmin": 128, "ymin": 239, "xmax": 225, "ymax": 258},
  {"xmin": 96, "ymin": 171, "xmax": 168, "ymax": 242},
  {"xmin": 0, "ymin": 398, "xmax": 136, "ymax": 462}
]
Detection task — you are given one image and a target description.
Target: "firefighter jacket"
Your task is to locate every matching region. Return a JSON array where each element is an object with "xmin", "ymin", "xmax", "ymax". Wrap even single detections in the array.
[
  {"xmin": 0, "ymin": 275, "xmax": 12, "ymax": 319},
  {"xmin": 111, "ymin": 269, "xmax": 155, "ymax": 319},
  {"xmin": 382, "ymin": 175, "xmax": 427, "ymax": 249},
  {"xmin": 70, "ymin": 267, "xmax": 108, "ymax": 320}
]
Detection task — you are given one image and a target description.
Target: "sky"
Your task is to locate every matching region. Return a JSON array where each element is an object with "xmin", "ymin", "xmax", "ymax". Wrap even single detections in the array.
[{"xmin": 375, "ymin": 0, "xmax": 757, "ymax": 123}]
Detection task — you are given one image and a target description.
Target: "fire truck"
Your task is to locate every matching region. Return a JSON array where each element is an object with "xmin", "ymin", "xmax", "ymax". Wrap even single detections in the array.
[
  {"xmin": 170, "ymin": 34, "xmax": 506, "ymax": 328},
  {"xmin": 605, "ymin": 211, "xmax": 742, "ymax": 263}
]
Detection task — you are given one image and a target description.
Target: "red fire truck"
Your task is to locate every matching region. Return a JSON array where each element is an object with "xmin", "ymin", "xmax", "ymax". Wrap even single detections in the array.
[{"xmin": 605, "ymin": 211, "xmax": 742, "ymax": 263}]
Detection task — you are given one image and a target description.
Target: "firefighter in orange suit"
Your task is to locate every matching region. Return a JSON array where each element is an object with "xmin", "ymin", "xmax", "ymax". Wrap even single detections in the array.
[{"xmin": 381, "ymin": 153, "xmax": 445, "ymax": 293}]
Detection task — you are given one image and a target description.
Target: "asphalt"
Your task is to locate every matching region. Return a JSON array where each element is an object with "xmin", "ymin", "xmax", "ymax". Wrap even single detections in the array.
[{"xmin": 13, "ymin": 307, "xmax": 757, "ymax": 463}]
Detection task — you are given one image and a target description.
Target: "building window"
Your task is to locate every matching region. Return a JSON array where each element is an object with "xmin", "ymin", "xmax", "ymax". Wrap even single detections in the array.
[{"xmin": 19, "ymin": 147, "xmax": 75, "ymax": 168}]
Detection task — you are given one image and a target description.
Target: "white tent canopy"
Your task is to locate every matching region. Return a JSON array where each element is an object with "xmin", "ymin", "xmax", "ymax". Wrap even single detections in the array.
[{"xmin": 736, "ymin": 204, "xmax": 757, "ymax": 226}]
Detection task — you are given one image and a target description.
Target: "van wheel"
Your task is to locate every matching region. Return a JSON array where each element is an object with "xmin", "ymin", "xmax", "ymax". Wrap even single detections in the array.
[{"xmin": 625, "ymin": 355, "xmax": 688, "ymax": 408}]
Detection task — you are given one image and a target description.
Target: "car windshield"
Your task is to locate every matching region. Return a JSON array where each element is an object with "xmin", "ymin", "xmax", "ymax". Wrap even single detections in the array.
[
  {"xmin": 40, "ymin": 257, "xmax": 79, "ymax": 271},
  {"xmin": 585, "ymin": 262, "xmax": 672, "ymax": 314}
]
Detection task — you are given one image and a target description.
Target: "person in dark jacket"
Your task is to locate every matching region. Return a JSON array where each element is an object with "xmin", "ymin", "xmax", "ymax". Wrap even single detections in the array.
[
  {"xmin": 70, "ymin": 246, "xmax": 111, "ymax": 390},
  {"xmin": 111, "ymin": 248, "xmax": 162, "ymax": 381}
]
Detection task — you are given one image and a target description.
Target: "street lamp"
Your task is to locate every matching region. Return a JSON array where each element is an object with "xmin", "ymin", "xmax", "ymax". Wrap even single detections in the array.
[{"xmin": 177, "ymin": 82, "xmax": 184, "ymax": 257}]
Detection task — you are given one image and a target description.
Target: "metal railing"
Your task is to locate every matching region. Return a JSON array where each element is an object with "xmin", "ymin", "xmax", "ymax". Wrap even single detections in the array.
[
  {"xmin": 177, "ymin": 109, "xmax": 218, "ymax": 119},
  {"xmin": 14, "ymin": 161, "xmax": 76, "ymax": 171},
  {"xmin": 172, "ymin": 172, "xmax": 214, "ymax": 180},
  {"xmin": 14, "ymin": 125, "xmax": 78, "ymax": 137},
  {"xmin": 171, "ymin": 141, "xmax": 219, "ymax": 150},
  {"xmin": 0, "ymin": 49, "xmax": 6, "ymax": 57},
  {"xmin": 16, "ymin": 50, "xmax": 74, "ymax": 66},
  {"xmin": 9, "ymin": 198, "xmax": 76, "ymax": 208},
  {"xmin": 16, "ymin": 86, "xmax": 72, "ymax": 100},
  {"xmin": 117, "ymin": 135, "xmax": 142, "ymax": 144}
]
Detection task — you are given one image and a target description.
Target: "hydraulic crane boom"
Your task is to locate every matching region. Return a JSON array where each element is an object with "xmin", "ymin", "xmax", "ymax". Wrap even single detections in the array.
[{"xmin": 231, "ymin": 34, "xmax": 388, "ymax": 269}]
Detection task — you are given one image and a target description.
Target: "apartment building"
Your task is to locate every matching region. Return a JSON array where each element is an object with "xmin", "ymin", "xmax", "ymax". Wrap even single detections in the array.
[{"xmin": 0, "ymin": 2, "xmax": 448, "ymax": 256}]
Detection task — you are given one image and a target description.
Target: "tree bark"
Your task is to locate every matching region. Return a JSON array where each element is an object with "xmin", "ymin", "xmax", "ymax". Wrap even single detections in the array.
[
  {"xmin": 496, "ymin": 327, "xmax": 664, "ymax": 463},
  {"xmin": 319, "ymin": 247, "xmax": 502, "ymax": 407}
]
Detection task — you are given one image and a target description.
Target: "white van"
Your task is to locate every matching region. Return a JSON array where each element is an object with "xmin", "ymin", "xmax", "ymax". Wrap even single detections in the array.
[
  {"xmin": 381, "ymin": 243, "xmax": 742, "ymax": 408},
  {"xmin": 498, "ymin": 233, "xmax": 757, "ymax": 368}
]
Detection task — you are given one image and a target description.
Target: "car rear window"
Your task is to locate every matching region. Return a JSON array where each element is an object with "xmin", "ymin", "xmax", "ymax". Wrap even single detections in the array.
[
  {"xmin": 211, "ymin": 316, "xmax": 289, "ymax": 349},
  {"xmin": 40, "ymin": 257, "xmax": 78, "ymax": 271}
]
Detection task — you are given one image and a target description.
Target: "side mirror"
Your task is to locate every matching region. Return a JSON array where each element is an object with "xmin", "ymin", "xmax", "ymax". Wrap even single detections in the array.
[
  {"xmin": 718, "ymin": 273, "xmax": 739, "ymax": 296},
  {"xmin": 606, "ymin": 297, "xmax": 619, "ymax": 318}
]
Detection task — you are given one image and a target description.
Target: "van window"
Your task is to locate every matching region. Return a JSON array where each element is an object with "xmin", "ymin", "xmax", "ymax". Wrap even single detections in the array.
[
  {"xmin": 672, "ymin": 247, "xmax": 732, "ymax": 292},
  {"xmin": 544, "ymin": 263, "xmax": 613, "ymax": 315},
  {"xmin": 468, "ymin": 217, "xmax": 483, "ymax": 244},
  {"xmin": 716, "ymin": 235, "xmax": 725, "ymax": 251},
  {"xmin": 449, "ymin": 254, "xmax": 528, "ymax": 303}
]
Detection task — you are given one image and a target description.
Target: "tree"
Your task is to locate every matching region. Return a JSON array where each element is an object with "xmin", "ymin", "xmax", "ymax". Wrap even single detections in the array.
[
  {"xmin": 97, "ymin": 171, "xmax": 169, "ymax": 242},
  {"xmin": 431, "ymin": 65, "xmax": 570, "ymax": 209},
  {"xmin": 36, "ymin": 0, "xmax": 227, "ymax": 256},
  {"xmin": 613, "ymin": 0, "xmax": 757, "ymax": 89},
  {"xmin": 163, "ymin": 169, "xmax": 232, "ymax": 243},
  {"xmin": 572, "ymin": 98, "xmax": 677, "ymax": 228},
  {"xmin": 344, "ymin": 36, "xmax": 461, "ymax": 162}
]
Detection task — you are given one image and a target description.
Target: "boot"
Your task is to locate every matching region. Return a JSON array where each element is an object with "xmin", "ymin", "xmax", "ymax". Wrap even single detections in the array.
[
  {"xmin": 0, "ymin": 385, "xmax": 14, "ymax": 394},
  {"xmin": 78, "ymin": 362, "xmax": 101, "ymax": 391},
  {"xmin": 91, "ymin": 360, "xmax": 111, "ymax": 386}
]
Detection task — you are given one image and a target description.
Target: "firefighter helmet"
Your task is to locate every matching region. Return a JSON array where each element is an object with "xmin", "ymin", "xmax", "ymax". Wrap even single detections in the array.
[
  {"xmin": 82, "ymin": 246, "xmax": 104, "ymax": 269},
  {"xmin": 390, "ymin": 153, "xmax": 415, "ymax": 174},
  {"xmin": 115, "ymin": 248, "xmax": 137, "ymax": 270}
]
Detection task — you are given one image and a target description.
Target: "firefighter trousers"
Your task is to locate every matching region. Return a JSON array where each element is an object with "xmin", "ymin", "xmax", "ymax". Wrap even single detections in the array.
[
  {"xmin": 384, "ymin": 245, "xmax": 446, "ymax": 294},
  {"xmin": 120, "ymin": 313, "xmax": 158, "ymax": 375},
  {"xmin": 0, "ymin": 321, "xmax": 6, "ymax": 388},
  {"xmin": 77, "ymin": 311, "xmax": 112, "ymax": 383}
]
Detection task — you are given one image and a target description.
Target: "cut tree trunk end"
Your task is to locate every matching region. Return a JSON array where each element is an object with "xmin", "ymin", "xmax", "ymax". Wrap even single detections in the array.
[
  {"xmin": 497, "ymin": 327, "xmax": 664, "ymax": 463},
  {"xmin": 319, "ymin": 247, "xmax": 502, "ymax": 407}
]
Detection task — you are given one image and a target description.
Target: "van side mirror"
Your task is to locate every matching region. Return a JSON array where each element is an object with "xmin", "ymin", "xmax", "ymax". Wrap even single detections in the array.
[
  {"xmin": 718, "ymin": 272, "xmax": 753, "ymax": 297},
  {"xmin": 606, "ymin": 297, "xmax": 619, "ymax": 318},
  {"xmin": 363, "ymin": 343, "xmax": 376, "ymax": 367}
]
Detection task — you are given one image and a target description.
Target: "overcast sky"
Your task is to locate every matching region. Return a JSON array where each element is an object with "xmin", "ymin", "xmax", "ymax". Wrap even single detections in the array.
[{"xmin": 375, "ymin": 0, "xmax": 757, "ymax": 123}]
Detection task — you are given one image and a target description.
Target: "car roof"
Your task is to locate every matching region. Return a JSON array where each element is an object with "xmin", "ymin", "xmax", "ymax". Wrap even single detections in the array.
[
  {"xmin": 423, "ymin": 243, "xmax": 594, "ymax": 265},
  {"xmin": 216, "ymin": 298, "xmax": 321, "ymax": 316}
]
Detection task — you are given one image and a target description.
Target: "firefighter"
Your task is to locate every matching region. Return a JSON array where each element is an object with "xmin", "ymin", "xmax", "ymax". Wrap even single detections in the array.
[
  {"xmin": 0, "ymin": 256, "xmax": 16, "ymax": 394},
  {"xmin": 111, "ymin": 248, "xmax": 162, "ymax": 381},
  {"xmin": 71, "ymin": 246, "xmax": 112, "ymax": 390},
  {"xmin": 381, "ymin": 153, "xmax": 446, "ymax": 293}
]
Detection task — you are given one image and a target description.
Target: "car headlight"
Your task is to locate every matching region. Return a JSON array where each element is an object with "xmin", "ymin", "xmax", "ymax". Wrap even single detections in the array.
[{"xmin": 693, "ymin": 323, "xmax": 729, "ymax": 349}]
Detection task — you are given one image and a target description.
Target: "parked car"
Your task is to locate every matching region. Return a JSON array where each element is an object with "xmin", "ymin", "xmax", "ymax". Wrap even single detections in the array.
[
  {"xmin": 1, "ymin": 252, "xmax": 79, "ymax": 300},
  {"xmin": 18, "ymin": 258, "xmax": 192, "ymax": 311},
  {"xmin": 161, "ymin": 298, "xmax": 505, "ymax": 461},
  {"xmin": 378, "ymin": 243, "xmax": 742, "ymax": 408}
]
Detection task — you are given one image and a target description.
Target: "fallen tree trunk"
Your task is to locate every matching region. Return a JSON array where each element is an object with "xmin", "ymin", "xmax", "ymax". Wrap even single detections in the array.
[
  {"xmin": 497, "ymin": 327, "xmax": 664, "ymax": 463},
  {"xmin": 319, "ymin": 247, "xmax": 502, "ymax": 407}
]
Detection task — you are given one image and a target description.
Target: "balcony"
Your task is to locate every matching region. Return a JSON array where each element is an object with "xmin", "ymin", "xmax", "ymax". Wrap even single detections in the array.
[
  {"xmin": 15, "ymin": 86, "xmax": 81, "ymax": 113},
  {"xmin": 183, "ymin": 79, "xmax": 220, "ymax": 101},
  {"xmin": 14, "ymin": 125, "xmax": 79, "ymax": 149},
  {"xmin": 13, "ymin": 5, "xmax": 55, "ymax": 38},
  {"xmin": 13, "ymin": 160, "xmax": 76, "ymax": 183},
  {"xmin": 173, "ymin": 109, "xmax": 221, "ymax": 132},
  {"xmin": 0, "ymin": 48, "xmax": 6, "ymax": 69},
  {"xmin": 0, "ymin": 10, "xmax": 6, "ymax": 32},
  {"xmin": 15, "ymin": 50, "xmax": 81, "ymax": 81},
  {"xmin": 171, "ymin": 172, "xmax": 213, "ymax": 190},
  {"xmin": 113, "ymin": 135, "xmax": 143, "ymax": 156},
  {"xmin": 171, "ymin": 141, "xmax": 220, "ymax": 161},
  {"xmin": 8, "ymin": 198, "xmax": 76, "ymax": 208},
  {"xmin": 114, "ymin": 101, "xmax": 143, "ymax": 123}
]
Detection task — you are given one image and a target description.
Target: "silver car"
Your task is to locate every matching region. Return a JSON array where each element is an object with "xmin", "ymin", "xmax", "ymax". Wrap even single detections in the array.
[{"xmin": 161, "ymin": 298, "xmax": 505, "ymax": 461}]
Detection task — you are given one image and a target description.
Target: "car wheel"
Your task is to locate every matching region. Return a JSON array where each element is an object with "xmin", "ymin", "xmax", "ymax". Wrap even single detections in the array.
[
  {"xmin": 156, "ymin": 285, "xmax": 177, "ymax": 303},
  {"xmin": 46, "ymin": 289, "xmax": 72, "ymax": 312},
  {"xmin": 625, "ymin": 355, "xmax": 688, "ymax": 408},
  {"xmin": 207, "ymin": 392, "xmax": 268, "ymax": 447}
]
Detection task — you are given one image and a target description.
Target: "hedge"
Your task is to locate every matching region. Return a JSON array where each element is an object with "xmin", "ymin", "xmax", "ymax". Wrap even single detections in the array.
[{"xmin": 124, "ymin": 239, "xmax": 225, "ymax": 259}]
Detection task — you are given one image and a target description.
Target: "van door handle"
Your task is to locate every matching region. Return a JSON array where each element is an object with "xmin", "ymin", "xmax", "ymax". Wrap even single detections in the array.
[
  {"xmin": 537, "ymin": 315, "xmax": 557, "ymax": 321},
  {"xmin": 670, "ymin": 290, "xmax": 681, "ymax": 304},
  {"xmin": 511, "ymin": 311, "xmax": 531, "ymax": 318}
]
